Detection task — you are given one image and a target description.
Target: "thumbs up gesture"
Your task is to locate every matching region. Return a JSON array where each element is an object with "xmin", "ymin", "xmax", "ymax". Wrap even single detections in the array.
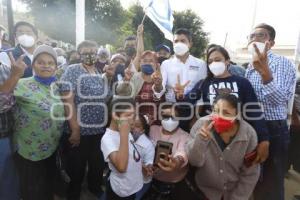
[
  {"xmin": 173, "ymin": 74, "xmax": 190, "ymax": 99},
  {"xmin": 198, "ymin": 121, "xmax": 214, "ymax": 140}
]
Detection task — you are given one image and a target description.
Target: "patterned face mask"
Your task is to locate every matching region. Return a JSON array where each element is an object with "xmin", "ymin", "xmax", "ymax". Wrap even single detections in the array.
[{"xmin": 80, "ymin": 53, "xmax": 97, "ymax": 66}]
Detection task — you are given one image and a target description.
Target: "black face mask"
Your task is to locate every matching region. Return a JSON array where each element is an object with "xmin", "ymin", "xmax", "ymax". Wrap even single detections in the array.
[
  {"xmin": 95, "ymin": 61, "xmax": 108, "ymax": 73},
  {"xmin": 125, "ymin": 47, "xmax": 136, "ymax": 57},
  {"xmin": 114, "ymin": 64, "xmax": 125, "ymax": 82},
  {"xmin": 80, "ymin": 53, "xmax": 97, "ymax": 66},
  {"xmin": 158, "ymin": 57, "xmax": 168, "ymax": 65},
  {"xmin": 68, "ymin": 59, "xmax": 81, "ymax": 65}
]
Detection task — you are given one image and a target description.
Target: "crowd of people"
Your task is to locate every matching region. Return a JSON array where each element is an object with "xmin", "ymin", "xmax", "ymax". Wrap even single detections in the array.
[{"xmin": 0, "ymin": 20, "xmax": 299, "ymax": 200}]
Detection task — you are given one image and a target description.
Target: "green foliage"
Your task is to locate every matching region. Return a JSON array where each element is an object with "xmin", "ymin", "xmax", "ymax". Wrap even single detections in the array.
[
  {"xmin": 20, "ymin": 0, "xmax": 126, "ymax": 46},
  {"xmin": 20, "ymin": 0, "xmax": 208, "ymax": 55},
  {"xmin": 173, "ymin": 9, "xmax": 209, "ymax": 57},
  {"xmin": 124, "ymin": 3, "xmax": 209, "ymax": 57}
]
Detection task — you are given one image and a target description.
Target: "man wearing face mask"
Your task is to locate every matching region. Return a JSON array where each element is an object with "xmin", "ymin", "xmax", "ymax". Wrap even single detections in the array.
[
  {"xmin": 124, "ymin": 24, "xmax": 144, "ymax": 72},
  {"xmin": 59, "ymin": 40, "xmax": 106, "ymax": 200},
  {"xmin": 245, "ymin": 23, "xmax": 296, "ymax": 200},
  {"xmin": 155, "ymin": 44, "xmax": 171, "ymax": 65},
  {"xmin": 154, "ymin": 28, "xmax": 207, "ymax": 103},
  {"xmin": 0, "ymin": 21, "xmax": 38, "ymax": 78},
  {"xmin": 109, "ymin": 53, "xmax": 127, "ymax": 82}
]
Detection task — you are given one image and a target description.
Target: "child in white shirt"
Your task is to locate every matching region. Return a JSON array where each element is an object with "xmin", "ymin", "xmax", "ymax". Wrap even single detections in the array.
[
  {"xmin": 101, "ymin": 98, "xmax": 143, "ymax": 200},
  {"xmin": 131, "ymin": 114, "xmax": 155, "ymax": 200}
]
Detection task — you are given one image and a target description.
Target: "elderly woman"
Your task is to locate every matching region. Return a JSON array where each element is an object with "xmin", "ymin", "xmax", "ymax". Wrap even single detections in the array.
[
  {"xmin": 1, "ymin": 45, "xmax": 64, "ymax": 200},
  {"xmin": 116, "ymin": 50, "xmax": 165, "ymax": 125},
  {"xmin": 60, "ymin": 40, "xmax": 107, "ymax": 200}
]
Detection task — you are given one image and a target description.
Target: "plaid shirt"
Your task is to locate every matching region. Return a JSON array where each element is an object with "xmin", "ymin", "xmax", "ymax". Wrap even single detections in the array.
[{"xmin": 245, "ymin": 51, "xmax": 296, "ymax": 120}]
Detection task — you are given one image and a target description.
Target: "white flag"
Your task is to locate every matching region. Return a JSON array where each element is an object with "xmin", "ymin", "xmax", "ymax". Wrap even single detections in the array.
[{"xmin": 141, "ymin": 0, "xmax": 174, "ymax": 41}]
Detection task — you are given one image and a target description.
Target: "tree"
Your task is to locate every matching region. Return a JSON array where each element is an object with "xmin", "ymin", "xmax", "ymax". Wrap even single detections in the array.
[
  {"xmin": 21, "ymin": 0, "xmax": 76, "ymax": 43},
  {"xmin": 173, "ymin": 9, "xmax": 209, "ymax": 57},
  {"xmin": 122, "ymin": 3, "xmax": 167, "ymax": 50},
  {"xmin": 20, "ymin": 0, "xmax": 127, "ymax": 46},
  {"xmin": 124, "ymin": 3, "xmax": 208, "ymax": 57}
]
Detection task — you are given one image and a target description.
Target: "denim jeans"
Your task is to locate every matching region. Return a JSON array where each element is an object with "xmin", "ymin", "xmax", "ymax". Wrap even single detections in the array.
[
  {"xmin": 0, "ymin": 137, "xmax": 19, "ymax": 200},
  {"xmin": 254, "ymin": 120, "xmax": 289, "ymax": 200}
]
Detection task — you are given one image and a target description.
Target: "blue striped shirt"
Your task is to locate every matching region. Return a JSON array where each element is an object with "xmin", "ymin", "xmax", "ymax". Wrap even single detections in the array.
[{"xmin": 245, "ymin": 51, "xmax": 296, "ymax": 120}]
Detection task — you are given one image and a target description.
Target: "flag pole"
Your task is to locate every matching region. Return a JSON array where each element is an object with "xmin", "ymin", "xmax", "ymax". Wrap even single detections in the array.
[{"xmin": 141, "ymin": 13, "xmax": 147, "ymax": 25}]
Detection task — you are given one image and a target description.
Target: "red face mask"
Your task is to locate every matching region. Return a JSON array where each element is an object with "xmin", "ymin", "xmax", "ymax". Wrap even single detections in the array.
[{"xmin": 211, "ymin": 115, "xmax": 235, "ymax": 134}]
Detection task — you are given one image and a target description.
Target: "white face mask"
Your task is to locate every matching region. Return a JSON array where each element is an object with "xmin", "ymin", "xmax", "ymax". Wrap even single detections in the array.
[
  {"xmin": 57, "ymin": 56, "xmax": 66, "ymax": 66},
  {"xmin": 173, "ymin": 42, "xmax": 189, "ymax": 56},
  {"xmin": 17, "ymin": 34, "xmax": 35, "ymax": 48},
  {"xmin": 247, "ymin": 42, "xmax": 266, "ymax": 56},
  {"xmin": 161, "ymin": 118, "xmax": 179, "ymax": 132},
  {"xmin": 209, "ymin": 61, "xmax": 226, "ymax": 77}
]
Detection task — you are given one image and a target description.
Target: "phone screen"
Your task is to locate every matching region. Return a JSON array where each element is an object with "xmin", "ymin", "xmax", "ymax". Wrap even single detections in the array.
[{"xmin": 154, "ymin": 140, "xmax": 173, "ymax": 165}]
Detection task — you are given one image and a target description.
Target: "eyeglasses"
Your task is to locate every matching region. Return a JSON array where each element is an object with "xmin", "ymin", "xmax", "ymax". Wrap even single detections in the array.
[
  {"xmin": 247, "ymin": 32, "xmax": 268, "ymax": 41},
  {"xmin": 130, "ymin": 140, "xmax": 141, "ymax": 162}
]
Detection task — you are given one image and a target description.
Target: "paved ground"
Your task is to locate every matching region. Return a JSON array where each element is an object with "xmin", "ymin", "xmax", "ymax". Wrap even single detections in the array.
[
  {"xmin": 286, "ymin": 169, "xmax": 300, "ymax": 200},
  {"xmin": 55, "ymin": 169, "xmax": 300, "ymax": 200}
]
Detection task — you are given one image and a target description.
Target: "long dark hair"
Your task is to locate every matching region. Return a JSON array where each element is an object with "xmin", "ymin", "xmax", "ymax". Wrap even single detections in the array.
[
  {"xmin": 137, "ymin": 114, "xmax": 150, "ymax": 136},
  {"xmin": 206, "ymin": 45, "xmax": 230, "ymax": 80},
  {"xmin": 213, "ymin": 93, "xmax": 240, "ymax": 111}
]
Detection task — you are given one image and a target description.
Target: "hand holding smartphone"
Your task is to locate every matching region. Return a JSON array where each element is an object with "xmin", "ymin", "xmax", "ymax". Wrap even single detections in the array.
[{"xmin": 153, "ymin": 140, "xmax": 173, "ymax": 166}]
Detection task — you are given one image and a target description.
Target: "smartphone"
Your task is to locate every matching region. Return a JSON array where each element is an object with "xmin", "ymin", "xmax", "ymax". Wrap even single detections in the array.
[{"xmin": 153, "ymin": 140, "xmax": 173, "ymax": 165}]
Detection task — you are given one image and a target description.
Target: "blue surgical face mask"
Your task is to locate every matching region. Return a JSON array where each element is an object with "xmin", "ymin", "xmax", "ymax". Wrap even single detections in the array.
[
  {"xmin": 34, "ymin": 75, "xmax": 57, "ymax": 86},
  {"xmin": 141, "ymin": 64, "xmax": 154, "ymax": 75}
]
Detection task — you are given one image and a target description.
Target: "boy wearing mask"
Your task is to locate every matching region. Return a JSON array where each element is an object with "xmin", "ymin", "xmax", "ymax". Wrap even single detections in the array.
[{"xmin": 0, "ymin": 21, "xmax": 38, "ymax": 78}]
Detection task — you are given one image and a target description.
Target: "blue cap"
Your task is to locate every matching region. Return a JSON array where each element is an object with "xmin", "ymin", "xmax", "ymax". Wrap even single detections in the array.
[{"xmin": 155, "ymin": 44, "xmax": 171, "ymax": 53}]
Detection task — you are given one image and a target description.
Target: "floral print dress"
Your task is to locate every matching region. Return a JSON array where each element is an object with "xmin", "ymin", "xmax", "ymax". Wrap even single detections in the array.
[{"xmin": 13, "ymin": 77, "xmax": 64, "ymax": 161}]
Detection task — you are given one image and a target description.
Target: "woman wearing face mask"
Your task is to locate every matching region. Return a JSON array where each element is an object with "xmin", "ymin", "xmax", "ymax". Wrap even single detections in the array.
[
  {"xmin": 176, "ymin": 45, "xmax": 270, "ymax": 165},
  {"xmin": 116, "ymin": 50, "xmax": 165, "ymax": 125},
  {"xmin": 186, "ymin": 94, "xmax": 260, "ymax": 200},
  {"xmin": 142, "ymin": 104, "xmax": 191, "ymax": 200},
  {"xmin": 1, "ymin": 45, "xmax": 64, "ymax": 200},
  {"xmin": 60, "ymin": 40, "xmax": 106, "ymax": 200}
]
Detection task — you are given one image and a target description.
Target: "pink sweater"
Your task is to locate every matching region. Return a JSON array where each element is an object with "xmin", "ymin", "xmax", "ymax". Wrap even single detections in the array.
[{"xmin": 149, "ymin": 125, "xmax": 191, "ymax": 183}]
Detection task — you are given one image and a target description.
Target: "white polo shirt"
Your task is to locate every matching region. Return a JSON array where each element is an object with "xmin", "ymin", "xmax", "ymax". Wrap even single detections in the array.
[{"xmin": 160, "ymin": 55, "xmax": 207, "ymax": 102}]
